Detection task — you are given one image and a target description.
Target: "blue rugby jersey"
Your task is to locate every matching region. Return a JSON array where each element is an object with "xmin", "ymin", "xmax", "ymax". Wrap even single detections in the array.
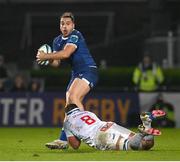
[{"xmin": 53, "ymin": 29, "xmax": 97, "ymax": 72}]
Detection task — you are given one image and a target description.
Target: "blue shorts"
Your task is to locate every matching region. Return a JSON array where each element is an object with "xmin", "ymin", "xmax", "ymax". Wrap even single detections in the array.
[{"xmin": 66, "ymin": 67, "xmax": 98, "ymax": 91}]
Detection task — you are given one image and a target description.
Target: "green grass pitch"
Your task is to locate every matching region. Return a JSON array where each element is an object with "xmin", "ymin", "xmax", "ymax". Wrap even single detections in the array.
[{"xmin": 0, "ymin": 127, "xmax": 180, "ymax": 161}]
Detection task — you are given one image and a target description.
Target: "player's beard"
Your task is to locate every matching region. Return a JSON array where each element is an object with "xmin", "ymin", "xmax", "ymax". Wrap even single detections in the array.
[{"xmin": 62, "ymin": 30, "xmax": 69, "ymax": 37}]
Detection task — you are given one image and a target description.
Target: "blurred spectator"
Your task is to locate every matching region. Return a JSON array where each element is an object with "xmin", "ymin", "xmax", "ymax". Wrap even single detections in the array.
[
  {"xmin": 0, "ymin": 80, "xmax": 5, "ymax": 92},
  {"xmin": 11, "ymin": 74, "xmax": 27, "ymax": 92},
  {"xmin": 150, "ymin": 93, "xmax": 175, "ymax": 127},
  {"xmin": 28, "ymin": 80, "xmax": 41, "ymax": 92},
  {"xmin": 32, "ymin": 60, "xmax": 40, "ymax": 70},
  {"xmin": 0, "ymin": 55, "xmax": 8, "ymax": 79},
  {"xmin": 132, "ymin": 55, "xmax": 164, "ymax": 92},
  {"xmin": 99, "ymin": 59, "xmax": 107, "ymax": 69},
  {"xmin": 0, "ymin": 55, "xmax": 8, "ymax": 92}
]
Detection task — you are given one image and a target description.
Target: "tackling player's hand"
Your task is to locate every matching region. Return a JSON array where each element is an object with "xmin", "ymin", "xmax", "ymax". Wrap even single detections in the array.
[{"xmin": 36, "ymin": 50, "xmax": 47, "ymax": 62}]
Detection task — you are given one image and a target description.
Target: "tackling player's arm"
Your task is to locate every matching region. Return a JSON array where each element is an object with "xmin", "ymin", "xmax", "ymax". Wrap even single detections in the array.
[
  {"xmin": 36, "ymin": 44, "xmax": 76, "ymax": 62},
  {"xmin": 68, "ymin": 135, "xmax": 81, "ymax": 149},
  {"xmin": 64, "ymin": 122, "xmax": 81, "ymax": 149}
]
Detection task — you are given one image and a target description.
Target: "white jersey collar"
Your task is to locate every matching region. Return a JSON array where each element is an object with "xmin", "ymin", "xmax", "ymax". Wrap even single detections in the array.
[
  {"xmin": 66, "ymin": 107, "xmax": 80, "ymax": 116},
  {"xmin": 61, "ymin": 29, "xmax": 75, "ymax": 40}
]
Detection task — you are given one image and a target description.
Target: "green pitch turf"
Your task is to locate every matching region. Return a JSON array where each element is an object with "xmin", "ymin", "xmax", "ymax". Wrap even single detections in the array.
[{"xmin": 0, "ymin": 127, "xmax": 180, "ymax": 161}]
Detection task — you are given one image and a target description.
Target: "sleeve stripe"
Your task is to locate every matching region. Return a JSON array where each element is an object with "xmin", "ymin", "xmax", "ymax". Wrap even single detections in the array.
[{"xmin": 65, "ymin": 43, "xmax": 77, "ymax": 49}]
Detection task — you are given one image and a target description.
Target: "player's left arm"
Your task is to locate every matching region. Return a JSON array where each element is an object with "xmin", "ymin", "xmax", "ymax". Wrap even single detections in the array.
[{"xmin": 68, "ymin": 135, "xmax": 81, "ymax": 149}]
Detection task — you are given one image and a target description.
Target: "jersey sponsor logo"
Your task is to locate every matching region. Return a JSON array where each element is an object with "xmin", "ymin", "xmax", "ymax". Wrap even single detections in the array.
[
  {"xmin": 70, "ymin": 35, "xmax": 79, "ymax": 43},
  {"xmin": 100, "ymin": 122, "xmax": 113, "ymax": 131}
]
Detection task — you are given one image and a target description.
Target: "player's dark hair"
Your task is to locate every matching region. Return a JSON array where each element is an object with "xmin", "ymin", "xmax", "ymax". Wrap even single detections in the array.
[
  {"xmin": 65, "ymin": 104, "xmax": 78, "ymax": 113},
  {"xmin": 60, "ymin": 12, "xmax": 75, "ymax": 23}
]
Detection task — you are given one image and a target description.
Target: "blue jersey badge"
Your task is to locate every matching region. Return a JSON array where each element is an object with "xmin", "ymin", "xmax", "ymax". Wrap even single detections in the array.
[{"xmin": 69, "ymin": 35, "xmax": 79, "ymax": 43}]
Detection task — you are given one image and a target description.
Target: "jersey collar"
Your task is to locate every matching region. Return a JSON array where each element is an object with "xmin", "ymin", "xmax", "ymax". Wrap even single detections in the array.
[
  {"xmin": 62, "ymin": 36, "xmax": 68, "ymax": 40},
  {"xmin": 66, "ymin": 108, "xmax": 80, "ymax": 116},
  {"xmin": 61, "ymin": 29, "xmax": 75, "ymax": 40}
]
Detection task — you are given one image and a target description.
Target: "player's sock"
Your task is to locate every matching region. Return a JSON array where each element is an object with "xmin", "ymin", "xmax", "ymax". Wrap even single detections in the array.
[
  {"xmin": 143, "ymin": 120, "xmax": 152, "ymax": 130},
  {"xmin": 59, "ymin": 127, "xmax": 67, "ymax": 141},
  {"xmin": 140, "ymin": 110, "xmax": 166, "ymax": 130},
  {"xmin": 138, "ymin": 124, "xmax": 161, "ymax": 136},
  {"xmin": 140, "ymin": 112, "xmax": 152, "ymax": 130}
]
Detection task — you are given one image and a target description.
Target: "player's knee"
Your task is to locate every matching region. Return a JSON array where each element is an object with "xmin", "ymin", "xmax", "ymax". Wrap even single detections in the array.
[{"xmin": 141, "ymin": 139, "xmax": 154, "ymax": 150}]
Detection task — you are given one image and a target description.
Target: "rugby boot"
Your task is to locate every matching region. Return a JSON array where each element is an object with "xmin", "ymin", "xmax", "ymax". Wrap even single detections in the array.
[
  {"xmin": 138, "ymin": 124, "xmax": 161, "ymax": 136},
  {"xmin": 45, "ymin": 139, "xmax": 69, "ymax": 149}
]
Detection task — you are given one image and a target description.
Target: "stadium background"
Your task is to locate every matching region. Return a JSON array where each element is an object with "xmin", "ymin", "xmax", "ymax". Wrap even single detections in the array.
[
  {"xmin": 0, "ymin": 0, "xmax": 180, "ymax": 127},
  {"xmin": 1, "ymin": 0, "xmax": 180, "ymax": 161}
]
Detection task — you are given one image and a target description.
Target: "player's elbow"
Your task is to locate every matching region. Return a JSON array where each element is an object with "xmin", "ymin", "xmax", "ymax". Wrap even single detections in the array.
[
  {"xmin": 68, "ymin": 136, "xmax": 81, "ymax": 150},
  {"xmin": 61, "ymin": 47, "xmax": 74, "ymax": 59},
  {"xmin": 61, "ymin": 52, "xmax": 71, "ymax": 59},
  {"xmin": 49, "ymin": 60, "xmax": 60, "ymax": 67},
  {"xmin": 70, "ymin": 143, "xmax": 80, "ymax": 149}
]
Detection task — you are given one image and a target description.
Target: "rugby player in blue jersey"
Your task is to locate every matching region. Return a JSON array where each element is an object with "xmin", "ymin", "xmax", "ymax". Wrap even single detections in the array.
[{"xmin": 36, "ymin": 12, "xmax": 98, "ymax": 149}]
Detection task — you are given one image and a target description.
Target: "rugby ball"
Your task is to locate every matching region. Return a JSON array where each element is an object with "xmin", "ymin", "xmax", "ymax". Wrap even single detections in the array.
[{"xmin": 38, "ymin": 44, "xmax": 52, "ymax": 65}]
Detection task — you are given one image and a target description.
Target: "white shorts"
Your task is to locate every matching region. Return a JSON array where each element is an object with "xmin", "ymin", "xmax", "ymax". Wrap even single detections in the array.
[{"xmin": 94, "ymin": 122, "xmax": 134, "ymax": 150}]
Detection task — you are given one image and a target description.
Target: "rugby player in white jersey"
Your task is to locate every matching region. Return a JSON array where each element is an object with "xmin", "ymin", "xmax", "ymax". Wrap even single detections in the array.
[{"xmin": 63, "ymin": 104, "xmax": 165, "ymax": 150}]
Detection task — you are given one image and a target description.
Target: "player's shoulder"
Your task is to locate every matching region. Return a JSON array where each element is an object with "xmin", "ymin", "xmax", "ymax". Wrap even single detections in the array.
[
  {"xmin": 53, "ymin": 35, "xmax": 62, "ymax": 43},
  {"xmin": 84, "ymin": 111, "xmax": 96, "ymax": 116},
  {"xmin": 70, "ymin": 29, "xmax": 84, "ymax": 40},
  {"xmin": 71, "ymin": 29, "xmax": 82, "ymax": 36}
]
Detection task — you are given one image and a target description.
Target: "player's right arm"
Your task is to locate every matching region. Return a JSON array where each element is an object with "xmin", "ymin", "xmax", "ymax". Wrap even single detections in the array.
[
  {"xmin": 48, "ymin": 37, "xmax": 62, "ymax": 67},
  {"xmin": 36, "ymin": 34, "xmax": 78, "ymax": 63},
  {"xmin": 64, "ymin": 122, "xmax": 81, "ymax": 149},
  {"xmin": 49, "ymin": 59, "xmax": 61, "ymax": 67},
  {"xmin": 44, "ymin": 37, "xmax": 61, "ymax": 67},
  {"xmin": 68, "ymin": 136, "xmax": 81, "ymax": 149},
  {"xmin": 37, "ymin": 44, "xmax": 75, "ymax": 61}
]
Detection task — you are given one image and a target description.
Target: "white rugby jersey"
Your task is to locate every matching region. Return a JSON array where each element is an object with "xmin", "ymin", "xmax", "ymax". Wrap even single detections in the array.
[{"xmin": 64, "ymin": 109, "xmax": 106, "ymax": 147}]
